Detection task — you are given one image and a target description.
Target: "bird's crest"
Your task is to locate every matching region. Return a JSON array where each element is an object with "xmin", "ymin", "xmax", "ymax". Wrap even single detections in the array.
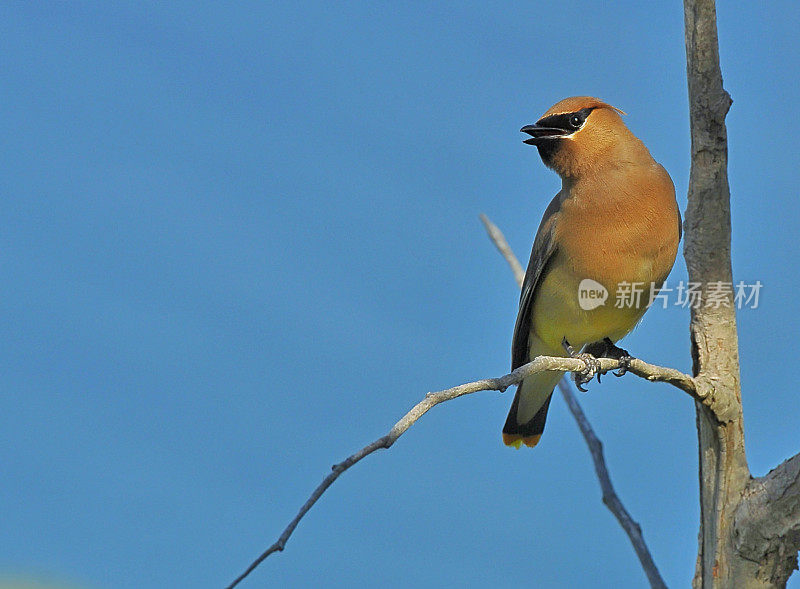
[{"xmin": 540, "ymin": 96, "xmax": 626, "ymax": 119}]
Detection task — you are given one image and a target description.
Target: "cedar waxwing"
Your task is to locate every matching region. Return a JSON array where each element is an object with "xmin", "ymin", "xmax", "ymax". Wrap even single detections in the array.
[{"xmin": 503, "ymin": 96, "xmax": 681, "ymax": 449}]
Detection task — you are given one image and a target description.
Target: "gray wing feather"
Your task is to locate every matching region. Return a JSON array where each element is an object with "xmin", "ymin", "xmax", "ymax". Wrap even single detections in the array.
[{"xmin": 511, "ymin": 192, "xmax": 563, "ymax": 370}]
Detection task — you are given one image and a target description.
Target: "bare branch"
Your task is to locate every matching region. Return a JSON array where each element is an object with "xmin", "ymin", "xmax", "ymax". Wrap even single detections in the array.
[
  {"xmin": 733, "ymin": 453, "xmax": 800, "ymax": 586},
  {"xmin": 558, "ymin": 380, "xmax": 667, "ymax": 589},
  {"xmin": 480, "ymin": 213, "xmax": 526, "ymax": 287},
  {"xmin": 624, "ymin": 358, "xmax": 697, "ymax": 398},
  {"xmin": 227, "ymin": 352, "xmax": 690, "ymax": 588}
]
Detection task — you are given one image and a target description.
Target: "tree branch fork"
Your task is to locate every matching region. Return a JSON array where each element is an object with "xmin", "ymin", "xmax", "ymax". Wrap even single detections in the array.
[
  {"xmin": 485, "ymin": 208, "xmax": 800, "ymax": 583},
  {"xmin": 227, "ymin": 214, "xmax": 800, "ymax": 588}
]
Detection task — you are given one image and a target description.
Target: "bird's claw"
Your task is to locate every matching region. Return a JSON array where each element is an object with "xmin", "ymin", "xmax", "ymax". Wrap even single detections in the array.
[
  {"xmin": 613, "ymin": 355, "xmax": 633, "ymax": 377},
  {"xmin": 583, "ymin": 337, "xmax": 634, "ymax": 380},
  {"xmin": 573, "ymin": 352, "xmax": 601, "ymax": 392}
]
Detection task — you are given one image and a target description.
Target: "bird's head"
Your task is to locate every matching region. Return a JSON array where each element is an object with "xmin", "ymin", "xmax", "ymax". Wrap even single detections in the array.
[{"xmin": 521, "ymin": 96, "xmax": 637, "ymax": 178}]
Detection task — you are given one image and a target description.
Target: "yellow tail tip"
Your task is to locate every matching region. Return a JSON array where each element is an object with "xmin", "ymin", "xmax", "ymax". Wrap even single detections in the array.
[{"xmin": 502, "ymin": 433, "xmax": 541, "ymax": 448}]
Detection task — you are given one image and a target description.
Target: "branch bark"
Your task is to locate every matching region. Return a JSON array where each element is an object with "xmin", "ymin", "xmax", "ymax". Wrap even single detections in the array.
[
  {"xmin": 682, "ymin": 0, "xmax": 755, "ymax": 586},
  {"xmin": 734, "ymin": 453, "xmax": 800, "ymax": 586},
  {"xmin": 685, "ymin": 1, "xmax": 800, "ymax": 586}
]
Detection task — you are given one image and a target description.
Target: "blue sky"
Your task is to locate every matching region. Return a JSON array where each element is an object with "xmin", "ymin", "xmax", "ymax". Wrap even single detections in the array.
[{"xmin": 1, "ymin": 2, "xmax": 798, "ymax": 588}]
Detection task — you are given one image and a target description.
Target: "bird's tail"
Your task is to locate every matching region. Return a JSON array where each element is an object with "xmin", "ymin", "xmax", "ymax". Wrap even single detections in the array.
[{"xmin": 502, "ymin": 368, "xmax": 564, "ymax": 448}]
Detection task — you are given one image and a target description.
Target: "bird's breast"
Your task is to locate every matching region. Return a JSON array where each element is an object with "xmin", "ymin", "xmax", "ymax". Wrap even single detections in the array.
[
  {"xmin": 531, "ymin": 251, "xmax": 655, "ymax": 351},
  {"xmin": 530, "ymin": 170, "xmax": 680, "ymax": 351}
]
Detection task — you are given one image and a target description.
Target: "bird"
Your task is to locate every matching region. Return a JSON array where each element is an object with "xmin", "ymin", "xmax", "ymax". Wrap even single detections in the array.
[{"xmin": 503, "ymin": 96, "xmax": 681, "ymax": 449}]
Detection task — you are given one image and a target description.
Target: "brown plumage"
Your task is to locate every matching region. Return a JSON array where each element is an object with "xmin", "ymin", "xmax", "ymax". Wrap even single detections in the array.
[{"xmin": 503, "ymin": 97, "xmax": 681, "ymax": 449}]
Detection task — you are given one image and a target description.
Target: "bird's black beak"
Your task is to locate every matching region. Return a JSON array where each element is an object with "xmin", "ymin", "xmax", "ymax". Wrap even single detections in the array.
[{"xmin": 520, "ymin": 124, "xmax": 569, "ymax": 145}]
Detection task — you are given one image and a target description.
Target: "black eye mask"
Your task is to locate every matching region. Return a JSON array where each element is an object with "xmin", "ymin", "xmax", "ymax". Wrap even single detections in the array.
[{"xmin": 535, "ymin": 107, "xmax": 595, "ymax": 133}]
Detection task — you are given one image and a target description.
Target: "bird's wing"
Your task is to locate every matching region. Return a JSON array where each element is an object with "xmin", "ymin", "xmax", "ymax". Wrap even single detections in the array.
[{"xmin": 511, "ymin": 192, "xmax": 563, "ymax": 370}]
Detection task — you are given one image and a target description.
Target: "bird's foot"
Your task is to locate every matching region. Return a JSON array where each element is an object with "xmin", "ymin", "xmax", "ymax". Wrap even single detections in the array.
[
  {"xmin": 583, "ymin": 337, "xmax": 634, "ymax": 379},
  {"xmin": 573, "ymin": 353, "xmax": 601, "ymax": 391},
  {"xmin": 612, "ymin": 354, "xmax": 633, "ymax": 377},
  {"xmin": 562, "ymin": 337, "xmax": 601, "ymax": 392}
]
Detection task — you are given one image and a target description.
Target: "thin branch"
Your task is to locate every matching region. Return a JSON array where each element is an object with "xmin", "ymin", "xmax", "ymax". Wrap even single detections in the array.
[
  {"xmin": 624, "ymin": 357, "xmax": 698, "ymax": 398},
  {"xmin": 227, "ymin": 352, "xmax": 689, "ymax": 588},
  {"xmin": 558, "ymin": 380, "xmax": 668, "ymax": 589},
  {"xmin": 480, "ymin": 213, "xmax": 526, "ymax": 286}
]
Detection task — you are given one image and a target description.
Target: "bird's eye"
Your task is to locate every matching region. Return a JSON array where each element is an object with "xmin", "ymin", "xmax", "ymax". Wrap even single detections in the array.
[{"xmin": 569, "ymin": 114, "xmax": 583, "ymax": 129}]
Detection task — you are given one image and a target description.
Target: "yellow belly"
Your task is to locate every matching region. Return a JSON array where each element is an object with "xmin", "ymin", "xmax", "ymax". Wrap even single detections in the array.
[{"xmin": 530, "ymin": 260, "xmax": 654, "ymax": 353}]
